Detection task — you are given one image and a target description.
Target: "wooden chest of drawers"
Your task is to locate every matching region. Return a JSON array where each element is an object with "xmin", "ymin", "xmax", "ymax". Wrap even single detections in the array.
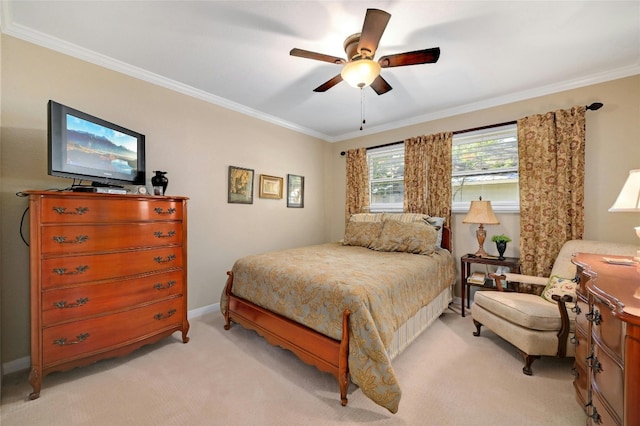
[
  {"xmin": 572, "ymin": 253, "xmax": 640, "ymax": 426},
  {"xmin": 27, "ymin": 191, "xmax": 189, "ymax": 399}
]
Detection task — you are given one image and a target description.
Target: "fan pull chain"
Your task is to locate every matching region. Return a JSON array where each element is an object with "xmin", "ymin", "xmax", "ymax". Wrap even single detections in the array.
[{"xmin": 360, "ymin": 88, "xmax": 366, "ymax": 131}]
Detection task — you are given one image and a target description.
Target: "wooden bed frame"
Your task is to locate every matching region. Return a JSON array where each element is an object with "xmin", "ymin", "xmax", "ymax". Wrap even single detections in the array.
[{"xmin": 222, "ymin": 226, "xmax": 452, "ymax": 407}]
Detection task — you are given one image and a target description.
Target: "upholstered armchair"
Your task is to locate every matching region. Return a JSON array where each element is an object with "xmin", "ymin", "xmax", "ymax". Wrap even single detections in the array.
[{"xmin": 471, "ymin": 239, "xmax": 638, "ymax": 375}]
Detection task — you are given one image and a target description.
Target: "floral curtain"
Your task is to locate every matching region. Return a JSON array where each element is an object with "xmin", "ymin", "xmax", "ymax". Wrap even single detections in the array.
[
  {"xmin": 404, "ymin": 132, "xmax": 453, "ymax": 226},
  {"xmin": 517, "ymin": 106, "xmax": 586, "ymax": 277},
  {"xmin": 345, "ymin": 148, "xmax": 370, "ymax": 222}
]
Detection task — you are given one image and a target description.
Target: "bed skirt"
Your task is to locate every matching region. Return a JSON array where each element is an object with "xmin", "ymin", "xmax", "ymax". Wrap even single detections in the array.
[{"xmin": 387, "ymin": 285, "xmax": 453, "ymax": 360}]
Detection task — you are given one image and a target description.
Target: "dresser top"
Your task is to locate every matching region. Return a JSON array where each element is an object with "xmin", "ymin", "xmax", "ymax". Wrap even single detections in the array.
[
  {"xmin": 573, "ymin": 252, "xmax": 640, "ymax": 322},
  {"xmin": 24, "ymin": 190, "xmax": 188, "ymax": 200}
]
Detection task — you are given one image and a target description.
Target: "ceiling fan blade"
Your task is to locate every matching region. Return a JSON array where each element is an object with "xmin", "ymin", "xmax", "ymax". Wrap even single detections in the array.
[
  {"xmin": 290, "ymin": 48, "xmax": 346, "ymax": 65},
  {"xmin": 357, "ymin": 9, "xmax": 391, "ymax": 57},
  {"xmin": 313, "ymin": 74, "xmax": 343, "ymax": 92},
  {"xmin": 370, "ymin": 75, "xmax": 392, "ymax": 95},
  {"xmin": 378, "ymin": 47, "xmax": 441, "ymax": 68}
]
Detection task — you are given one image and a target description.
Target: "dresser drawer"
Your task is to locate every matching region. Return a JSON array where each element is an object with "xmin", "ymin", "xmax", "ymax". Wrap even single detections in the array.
[
  {"xmin": 591, "ymin": 343, "xmax": 624, "ymax": 420},
  {"xmin": 590, "ymin": 387, "xmax": 622, "ymax": 426},
  {"xmin": 42, "ymin": 270, "xmax": 184, "ymax": 325},
  {"xmin": 41, "ymin": 222, "xmax": 183, "ymax": 255},
  {"xmin": 43, "ymin": 298, "xmax": 184, "ymax": 367},
  {"xmin": 573, "ymin": 329, "xmax": 589, "ymax": 404},
  {"xmin": 591, "ymin": 298, "xmax": 624, "ymax": 360},
  {"xmin": 575, "ymin": 296, "xmax": 589, "ymax": 336},
  {"xmin": 41, "ymin": 197, "xmax": 183, "ymax": 223},
  {"xmin": 41, "ymin": 247, "xmax": 183, "ymax": 289}
]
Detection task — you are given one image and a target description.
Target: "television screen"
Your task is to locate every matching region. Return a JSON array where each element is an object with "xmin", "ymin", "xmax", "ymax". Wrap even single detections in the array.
[{"xmin": 48, "ymin": 100, "xmax": 146, "ymax": 187}]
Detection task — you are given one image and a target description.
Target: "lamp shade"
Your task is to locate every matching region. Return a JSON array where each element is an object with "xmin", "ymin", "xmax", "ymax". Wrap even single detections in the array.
[
  {"xmin": 340, "ymin": 59, "xmax": 381, "ymax": 88},
  {"xmin": 462, "ymin": 199, "xmax": 500, "ymax": 225},
  {"xmin": 609, "ymin": 169, "xmax": 640, "ymax": 212}
]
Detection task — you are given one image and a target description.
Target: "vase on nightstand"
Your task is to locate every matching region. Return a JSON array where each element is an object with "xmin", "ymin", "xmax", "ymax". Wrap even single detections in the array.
[
  {"xmin": 151, "ymin": 171, "xmax": 168, "ymax": 195},
  {"xmin": 496, "ymin": 242, "xmax": 507, "ymax": 260}
]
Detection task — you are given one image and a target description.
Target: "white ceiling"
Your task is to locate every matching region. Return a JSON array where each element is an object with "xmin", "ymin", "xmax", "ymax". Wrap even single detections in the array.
[{"xmin": 2, "ymin": 1, "xmax": 639, "ymax": 142}]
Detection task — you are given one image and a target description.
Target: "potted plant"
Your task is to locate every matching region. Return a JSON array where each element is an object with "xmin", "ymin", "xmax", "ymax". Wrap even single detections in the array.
[{"xmin": 491, "ymin": 234, "xmax": 512, "ymax": 260}]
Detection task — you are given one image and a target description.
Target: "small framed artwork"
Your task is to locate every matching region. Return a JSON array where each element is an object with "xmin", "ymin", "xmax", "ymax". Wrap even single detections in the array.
[
  {"xmin": 259, "ymin": 174, "xmax": 283, "ymax": 199},
  {"xmin": 228, "ymin": 166, "xmax": 254, "ymax": 204},
  {"xmin": 287, "ymin": 174, "xmax": 304, "ymax": 208}
]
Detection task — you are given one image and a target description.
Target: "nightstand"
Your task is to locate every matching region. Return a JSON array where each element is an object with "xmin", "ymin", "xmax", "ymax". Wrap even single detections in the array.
[{"xmin": 460, "ymin": 254, "xmax": 520, "ymax": 317}]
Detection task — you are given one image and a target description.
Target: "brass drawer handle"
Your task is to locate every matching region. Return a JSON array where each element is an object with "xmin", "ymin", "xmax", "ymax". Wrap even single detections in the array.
[
  {"xmin": 571, "ymin": 304, "xmax": 581, "ymax": 315},
  {"xmin": 153, "ymin": 254, "xmax": 176, "ymax": 264},
  {"xmin": 54, "ymin": 298, "xmax": 89, "ymax": 309},
  {"xmin": 53, "ymin": 265, "xmax": 89, "ymax": 276},
  {"xmin": 585, "ymin": 309, "xmax": 602, "ymax": 325},
  {"xmin": 585, "ymin": 402, "xmax": 602, "ymax": 424},
  {"xmin": 153, "ymin": 207, "xmax": 176, "ymax": 215},
  {"xmin": 52, "ymin": 206, "xmax": 90, "ymax": 215},
  {"xmin": 153, "ymin": 280, "xmax": 176, "ymax": 290},
  {"xmin": 586, "ymin": 354, "xmax": 603, "ymax": 373},
  {"xmin": 154, "ymin": 309, "xmax": 177, "ymax": 320},
  {"xmin": 571, "ymin": 367, "xmax": 578, "ymax": 378},
  {"xmin": 54, "ymin": 333, "xmax": 89, "ymax": 346},
  {"xmin": 153, "ymin": 231, "xmax": 176, "ymax": 239},
  {"xmin": 53, "ymin": 235, "xmax": 89, "ymax": 245}
]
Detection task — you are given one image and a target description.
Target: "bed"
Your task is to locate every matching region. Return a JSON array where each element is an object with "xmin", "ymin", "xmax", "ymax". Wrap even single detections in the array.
[{"xmin": 221, "ymin": 213, "xmax": 456, "ymax": 413}]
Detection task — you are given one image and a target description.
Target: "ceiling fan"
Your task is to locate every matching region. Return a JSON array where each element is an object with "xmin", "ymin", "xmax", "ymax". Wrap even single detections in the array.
[{"xmin": 290, "ymin": 8, "xmax": 440, "ymax": 95}]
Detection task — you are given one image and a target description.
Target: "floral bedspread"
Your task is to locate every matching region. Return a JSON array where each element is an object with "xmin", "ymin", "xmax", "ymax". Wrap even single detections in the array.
[{"xmin": 220, "ymin": 242, "xmax": 455, "ymax": 413}]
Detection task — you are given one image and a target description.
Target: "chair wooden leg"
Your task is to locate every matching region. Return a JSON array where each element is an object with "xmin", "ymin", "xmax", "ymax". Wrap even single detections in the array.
[
  {"xmin": 472, "ymin": 319, "xmax": 483, "ymax": 336},
  {"xmin": 519, "ymin": 351, "xmax": 540, "ymax": 376}
]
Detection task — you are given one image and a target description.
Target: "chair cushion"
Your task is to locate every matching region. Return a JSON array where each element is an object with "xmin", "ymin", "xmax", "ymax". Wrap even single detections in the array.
[{"xmin": 473, "ymin": 290, "xmax": 575, "ymax": 332}]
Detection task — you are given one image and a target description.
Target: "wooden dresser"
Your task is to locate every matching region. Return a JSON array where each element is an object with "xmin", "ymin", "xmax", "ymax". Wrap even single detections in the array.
[
  {"xmin": 26, "ymin": 191, "xmax": 189, "ymax": 399},
  {"xmin": 572, "ymin": 253, "xmax": 640, "ymax": 426}
]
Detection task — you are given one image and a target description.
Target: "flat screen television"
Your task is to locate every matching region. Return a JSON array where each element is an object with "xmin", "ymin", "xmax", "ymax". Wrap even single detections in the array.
[{"xmin": 48, "ymin": 100, "xmax": 146, "ymax": 188}]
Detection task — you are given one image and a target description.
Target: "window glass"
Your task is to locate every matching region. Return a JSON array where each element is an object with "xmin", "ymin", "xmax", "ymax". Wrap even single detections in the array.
[
  {"xmin": 367, "ymin": 145, "xmax": 404, "ymax": 212},
  {"xmin": 364, "ymin": 124, "xmax": 519, "ymax": 213},
  {"xmin": 452, "ymin": 124, "xmax": 519, "ymax": 212}
]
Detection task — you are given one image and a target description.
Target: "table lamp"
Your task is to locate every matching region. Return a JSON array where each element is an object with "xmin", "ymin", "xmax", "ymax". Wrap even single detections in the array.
[
  {"xmin": 463, "ymin": 197, "xmax": 500, "ymax": 258},
  {"xmin": 609, "ymin": 169, "xmax": 640, "ymax": 259}
]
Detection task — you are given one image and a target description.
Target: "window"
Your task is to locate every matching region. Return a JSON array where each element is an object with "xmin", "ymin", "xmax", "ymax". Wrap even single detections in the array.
[
  {"xmin": 367, "ymin": 144, "xmax": 404, "ymax": 212},
  {"xmin": 451, "ymin": 124, "xmax": 519, "ymax": 212},
  {"xmin": 365, "ymin": 124, "xmax": 519, "ymax": 213}
]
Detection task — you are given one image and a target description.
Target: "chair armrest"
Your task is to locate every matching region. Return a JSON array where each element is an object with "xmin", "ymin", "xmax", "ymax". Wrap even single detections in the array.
[
  {"xmin": 488, "ymin": 273, "xmax": 516, "ymax": 292},
  {"xmin": 503, "ymin": 273, "xmax": 549, "ymax": 286},
  {"xmin": 489, "ymin": 273, "xmax": 551, "ymax": 291},
  {"xmin": 551, "ymin": 294, "xmax": 574, "ymax": 357}
]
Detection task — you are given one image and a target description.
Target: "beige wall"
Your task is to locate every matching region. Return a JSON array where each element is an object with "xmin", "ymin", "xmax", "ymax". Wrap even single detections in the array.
[
  {"xmin": 0, "ymin": 36, "xmax": 329, "ymax": 364},
  {"xmin": 2, "ymin": 32, "xmax": 639, "ymax": 367},
  {"xmin": 328, "ymin": 75, "xmax": 640, "ymax": 270}
]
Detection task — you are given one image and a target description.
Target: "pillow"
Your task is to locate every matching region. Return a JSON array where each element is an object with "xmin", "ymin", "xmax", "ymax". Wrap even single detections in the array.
[
  {"xmin": 343, "ymin": 221, "xmax": 384, "ymax": 248},
  {"xmin": 541, "ymin": 275, "xmax": 577, "ymax": 304},
  {"xmin": 382, "ymin": 213, "xmax": 445, "ymax": 247},
  {"xmin": 349, "ymin": 213, "xmax": 384, "ymax": 222},
  {"xmin": 382, "ymin": 213, "xmax": 428, "ymax": 223},
  {"xmin": 426, "ymin": 216, "xmax": 445, "ymax": 248},
  {"xmin": 370, "ymin": 219, "xmax": 437, "ymax": 255}
]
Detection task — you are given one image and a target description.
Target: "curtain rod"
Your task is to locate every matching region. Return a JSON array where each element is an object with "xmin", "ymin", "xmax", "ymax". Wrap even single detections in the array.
[{"xmin": 340, "ymin": 102, "xmax": 603, "ymax": 156}]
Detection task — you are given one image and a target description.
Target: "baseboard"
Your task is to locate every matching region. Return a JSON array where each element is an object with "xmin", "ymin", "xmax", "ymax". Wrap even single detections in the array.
[
  {"xmin": 187, "ymin": 302, "xmax": 219, "ymax": 318},
  {"xmin": 2, "ymin": 302, "xmax": 220, "ymax": 376}
]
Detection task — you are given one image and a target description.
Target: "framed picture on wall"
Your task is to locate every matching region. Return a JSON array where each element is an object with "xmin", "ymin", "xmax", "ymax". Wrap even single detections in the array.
[
  {"xmin": 287, "ymin": 174, "xmax": 304, "ymax": 208},
  {"xmin": 259, "ymin": 175, "xmax": 283, "ymax": 199},
  {"xmin": 228, "ymin": 166, "xmax": 254, "ymax": 204}
]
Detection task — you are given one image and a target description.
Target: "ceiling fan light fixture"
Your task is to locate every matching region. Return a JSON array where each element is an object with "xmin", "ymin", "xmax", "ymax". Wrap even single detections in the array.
[{"xmin": 340, "ymin": 59, "xmax": 381, "ymax": 88}]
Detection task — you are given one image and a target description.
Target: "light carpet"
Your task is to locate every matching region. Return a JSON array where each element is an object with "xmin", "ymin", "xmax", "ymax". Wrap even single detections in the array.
[{"xmin": 1, "ymin": 307, "xmax": 586, "ymax": 425}]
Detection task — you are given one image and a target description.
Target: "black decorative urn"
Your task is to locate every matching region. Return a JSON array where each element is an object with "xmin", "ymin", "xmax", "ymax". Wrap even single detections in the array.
[{"xmin": 151, "ymin": 171, "xmax": 168, "ymax": 195}]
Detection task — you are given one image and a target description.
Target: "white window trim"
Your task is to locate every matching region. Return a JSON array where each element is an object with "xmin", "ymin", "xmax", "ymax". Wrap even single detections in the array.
[{"xmin": 452, "ymin": 200, "xmax": 520, "ymax": 214}]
